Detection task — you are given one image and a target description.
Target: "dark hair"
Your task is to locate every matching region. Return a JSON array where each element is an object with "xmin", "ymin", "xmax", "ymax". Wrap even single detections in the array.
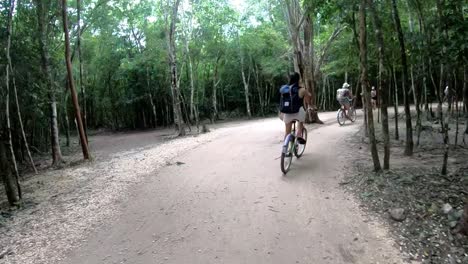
[{"xmin": 288, "ymin": 72, "xmax": 300, "ymax": 85}]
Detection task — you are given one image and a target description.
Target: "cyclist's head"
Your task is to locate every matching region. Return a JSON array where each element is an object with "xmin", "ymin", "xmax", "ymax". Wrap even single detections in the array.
[
  {"xmin": 342, "ymin": 82, "xmax": 350, "ymax": 89},
  {"xmin": 372, "ymin": 86, "xmax": 375, "ymax": 90},
  {"xmin": 289, "ymin": 72, "xmax": 301, "ymax": 85}
]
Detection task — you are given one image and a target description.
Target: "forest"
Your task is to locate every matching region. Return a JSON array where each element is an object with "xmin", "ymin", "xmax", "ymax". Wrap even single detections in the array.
[{"xmin": 0, "ymin": 0, "xmax": 467, "ymax": 263}]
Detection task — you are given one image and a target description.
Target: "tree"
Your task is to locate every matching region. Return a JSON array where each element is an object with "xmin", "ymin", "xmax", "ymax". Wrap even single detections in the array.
[
  {"xmin": 360, "ymin": 0, "xmax": 381, "ymax": 172},
  {"xmin": 34, "ymin": 0, "xmax": 64, "ymax": 165},
  {"xmin": 61, "ymin": 0, "xmax": 90, "ymax": 160},
  {"xmin": 1, "ymin": 0, "xmax": 22, "ymax": 205},
  {"xmin": 391, "ymin": 0, "xmax": 414, "ymax": 156},
  {"xmin": 368, "ymin": 0, "xmax": 390, "ymax": 170},
  {"xmin": 165, "ymin": 0, "xmax": 185, "ymax": 136}
]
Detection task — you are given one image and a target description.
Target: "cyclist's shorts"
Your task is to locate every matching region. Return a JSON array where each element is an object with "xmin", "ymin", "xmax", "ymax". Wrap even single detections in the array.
[{"xmin": 282, "ymin": 107, "xmax": 306, "ymax": 124}]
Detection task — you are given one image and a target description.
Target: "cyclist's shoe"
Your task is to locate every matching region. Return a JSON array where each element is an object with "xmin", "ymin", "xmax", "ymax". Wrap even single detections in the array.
[{"xmin": 297, "ymin": 137, "xmax": 306, "ymax": 144}]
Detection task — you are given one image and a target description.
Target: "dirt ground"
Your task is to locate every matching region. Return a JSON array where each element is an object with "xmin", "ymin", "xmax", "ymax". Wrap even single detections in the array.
[
  {"xmin": 344, "ymin": 107, "xmax": 468, "ymax": 264},
  {"xmin": 0, "ymin": 111, "xmax": 407, "ymax": 264}
]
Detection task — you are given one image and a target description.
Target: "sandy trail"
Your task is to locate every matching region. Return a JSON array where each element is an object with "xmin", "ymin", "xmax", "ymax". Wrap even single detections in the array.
[{"xmin": 65, "ymin": 111, "xmax": 403, "ymax": 264}]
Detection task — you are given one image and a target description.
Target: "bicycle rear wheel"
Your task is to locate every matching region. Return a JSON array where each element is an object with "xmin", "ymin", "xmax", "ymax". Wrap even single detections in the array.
[
  {"xmin": 337, "ymin": 109, "xmax": 346, "ymax": 126},
  {"xmin": 281, "ymin": 140, "xmax": 293, "ymax": 174},
  {"xmin": 294, "ymin": 128, "xmax": 307, "ymax": 158}
]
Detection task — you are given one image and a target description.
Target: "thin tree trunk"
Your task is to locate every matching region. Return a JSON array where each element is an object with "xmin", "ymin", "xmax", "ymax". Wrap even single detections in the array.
[
  {"xmin": 393, "ymin": 66, "xmax": 400, "ymax": 140},
  {"xmin": 369, "ymin": 0, "xmax": 390, "ymax": 169},
  {"xmin": 4, "ymin": 0, "xmax": 22, "ymax": 199},
  {"xmin": 211, "ymin": 54, "xmax": 221, "ymax": 121},
  {"xmin": 392, "ymin": 0, "xmax": 413, "ymax": 156},
  {"xmin": 35, "ymin": 0, "xmax": 64, "ymax": 165},
  {"xmin": 7, "ymin": 1, "xmax": 37, "ymax": 173},
  {"xmin": 166, "ymin": 0, "xmax": 185, "ymax": 136},
  {"xmin": 411, "ymin": 65, "xmax": 422, "ymax": 146},
  {"xmin": 0, "ymin": 139, "xmax": 21, "ymax": 205},
  {"xmin": 77, "ymin": 0, "xmax": 88, "ymax": 143},
  {"xmin": 146, "ymin": 67, "xmax": 157, "ymax": 128},
  {"xmin": 455, "ymin": 89, "xmax": 459, "ymax": 146},
  {"xmin": 254, "ymin": 62, "xmax": 264, "ymax": 116},
  {"xmin": 187, "ymin": 51, "xmax": 195, "ymax": 121},
  {"xmin": 360, "ymin": 0, "xmax": 381, "ymax": 172},
  {"xmin": 464, "ymin": 66, "xmax": 467, "ymax": 136},
  {"xmin": 62, "ymin": 0, "xmax": 90, "ymax": 159},
  {"xmin": 240, "ymin": 51, "xmax": 252, "ymax": 118},
  {"xmin": 64, "ymin": 102, "xmax": 70, "ymax": 147}
]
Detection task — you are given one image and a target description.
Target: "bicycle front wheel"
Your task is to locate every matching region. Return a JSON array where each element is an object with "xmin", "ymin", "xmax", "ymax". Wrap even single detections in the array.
[
  {"xmin": 281, "ymin": 140, "xmax": 293, "ymax": 174},
  {"xmin": 337, "ymin": 109, "xmax": 346, "ymax": 126}
]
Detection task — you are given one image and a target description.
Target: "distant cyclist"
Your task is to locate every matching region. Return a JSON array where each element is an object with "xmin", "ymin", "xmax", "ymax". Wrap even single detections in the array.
[
  {"xmin": 279, "ymin": 72, "xmax": 311, "ymax": 144},
  {"xmin": 371, "ymin": 86, "xmax": 377, "ymax": 110},
  {"xmin": 336, "ymin": 82, "xmax": 353, "ymax": 120}
]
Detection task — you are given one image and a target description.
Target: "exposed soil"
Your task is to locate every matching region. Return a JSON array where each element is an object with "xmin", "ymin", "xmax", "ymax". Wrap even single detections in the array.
[
  {"xmin": 344, "ymin": 107, "xmax": 468, "ymax": 264},
  {"xmin": 0, "ymin": 113, "xmax": 405, "ymax": 264}
]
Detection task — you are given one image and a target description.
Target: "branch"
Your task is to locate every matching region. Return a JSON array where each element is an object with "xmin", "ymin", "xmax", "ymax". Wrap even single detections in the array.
[{"xmin": 314, "ymin": 25, "xmax": 346, "ymax": 78}]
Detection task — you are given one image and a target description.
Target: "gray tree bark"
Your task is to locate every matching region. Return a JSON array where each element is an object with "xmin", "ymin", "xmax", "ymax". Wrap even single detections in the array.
[
  {"xmin": 392, "ymin": 0, "xmax": 414, "ymax": 156},
  {"xmin": 360, "ymin": 0, "xmax": 381, "ymax": 172},
  {"xmin": 34, "ymin": 0, "xmax": 64, "ymax": 165},
  {"xmin": 369, "ymin": 0, "xmax": 390, "ymax": 170},
  {"xmin": 166, "ymin": 0, "xmax": 185, "ymax": 136}
]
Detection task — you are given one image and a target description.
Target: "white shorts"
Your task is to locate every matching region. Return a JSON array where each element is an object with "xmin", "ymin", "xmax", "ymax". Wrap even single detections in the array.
[{"xmin": 280, "ymin": 108, "xmax": 306, "ymax": 124}]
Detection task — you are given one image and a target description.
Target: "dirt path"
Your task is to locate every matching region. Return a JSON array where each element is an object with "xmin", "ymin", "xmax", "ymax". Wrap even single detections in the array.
[{"xmin": 64, "ymin": 111, "xmax": 404, "ymax": 264}]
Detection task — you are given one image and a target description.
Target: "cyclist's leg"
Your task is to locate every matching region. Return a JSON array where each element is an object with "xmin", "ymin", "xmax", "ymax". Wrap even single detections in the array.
[
  {"xmin": 283, "ymin": 114, "xmax": 293, "ymax": 139},
  {"xmin": 297, "ymin": 108, "xmax": 306, "ymax": 142},
  {"xmin": 285, "ymin": 122, "xmax": 292, "ymax": 139},
  {"xmin": 343, "ymin": 101, "xmax": 350, "ymax": 119}
]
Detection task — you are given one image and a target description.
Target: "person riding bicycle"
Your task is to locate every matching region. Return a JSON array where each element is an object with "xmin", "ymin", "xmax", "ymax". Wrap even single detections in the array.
[
  {"xmin": 336, "ymin": 82, "xmax": 354, "ymax": 120},
  {"xmin": 371, "ymin": 86, "xmax": 377, "ymax": 110},
  {"xmin": 279, "ymin": 72, "xmax": 311, "ymax": 144}
]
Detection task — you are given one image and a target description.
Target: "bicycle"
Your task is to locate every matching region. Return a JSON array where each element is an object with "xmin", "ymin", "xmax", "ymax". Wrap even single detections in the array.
[
  {"xmin": 337, "ymin": 99, "xmax": 357, "ymax": 126},
  {"xmin": 280, "ymin": 119, "xmax": 308, "ymax": 174}
]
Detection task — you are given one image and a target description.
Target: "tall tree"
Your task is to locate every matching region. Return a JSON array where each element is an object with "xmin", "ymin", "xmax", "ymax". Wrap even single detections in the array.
[
  {"xmin": 166, "ymin": 0, "xmax": 185, "ymax": 136},
  {"xmin": 239, "ymin": 44, "xmax": 252, "ymax": 118},
  {"xmin": 360, "ymin": 0, "xmax": 381, "ymax": 172},
  {"xmin": 61, "ymin": 0, "xmax": 90, "ymax": 160},
  {"xmin": 34, "ymin": 0, "xmax": 64, "ymax": 165},
  {"xmin": 368, "ymin": 0, "xmax": 390, "ymax": 169},
  {"xmin": 2, "ymin": 0, "xmax": 22, "ymax": 204},
  {"xmin": 77, "ymin": 0, "xmax": 88, "ymax": 142},
  {"xmin": 391, "ymin": 0, "xmax": 414, "ymax": 156}
]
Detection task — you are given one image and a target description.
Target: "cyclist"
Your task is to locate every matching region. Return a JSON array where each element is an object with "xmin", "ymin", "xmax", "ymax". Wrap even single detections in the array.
[
  {"xmin": 371, "ymin": 86, "xmax": 377, "ymax": 110},
  {"xmin": 336, "ymin": 82, "xmax": 353, "ymax": 120},
  {"xmin": 279, "ymin": 72, "xmax": 311, "ymax": 144}
]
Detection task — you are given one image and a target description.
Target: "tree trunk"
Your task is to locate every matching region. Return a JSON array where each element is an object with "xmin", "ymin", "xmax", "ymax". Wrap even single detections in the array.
[
  {"xmin": 360, "ymin": 0, "xmax": 381, "ymax": 172},
  {"xmin": 369, "ymin": 0, "xmax": 390, "ymax": 170},
  {"xmin": 188, "ymin": 51, "xmax": 196, "ymax": 122},
  {"xmin": 35, "ymin": 0, "xmax": 64, "ymax": 165},
  {"xmin": 393, "ymin": 66, "xmax": 400, "ymax": 140},
  {"xmin": 4, "ymin": 0, "xmax": 22, "ymax": 200},
  {"xmin": 0, "ymin": 139, "xmax": 21, "ymax": 205},
  {"xmin": 392, "ymin": 0, "xmax": 413, "ymax": 156},
  {"xmin": 283, "ymin": 1, "xmax": 324, "ymax": 124},
  {"xmin": 411, "ymin": 65, "xmax": 422, "ymax": 146},
  {"xmin": 77, "ymin": 0, "xmax": 88, "ymax": 143},
  {"xmin": 166, "ymin": 0, "xmax": 185, "ymax": 136},
  {"xmin": 7, "ymin": 0, "xmax": 37, "ymax": 174},
  {"xmin": 212, "ymin": 55, "xmax": 221, "ymax": 121},
  {"xmin": 62, "ymin": 0, "xmax": 90, "ymax": 159},
  {"xmin": 64, "ymin": 99, "xmax": 71, "ymax": 147},
  {"xmin": 240, "ymin": 51, "xmax": 252, "ymax": 118},
  {"xmin": 464, "ymin": 66, "xmax": 467, "ymax": 136}
]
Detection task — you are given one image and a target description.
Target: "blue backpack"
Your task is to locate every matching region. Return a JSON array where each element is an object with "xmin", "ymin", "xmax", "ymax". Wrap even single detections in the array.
[{"xmin": 279, "ymin": 84, "xmax": 302, "ymax": 114}]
